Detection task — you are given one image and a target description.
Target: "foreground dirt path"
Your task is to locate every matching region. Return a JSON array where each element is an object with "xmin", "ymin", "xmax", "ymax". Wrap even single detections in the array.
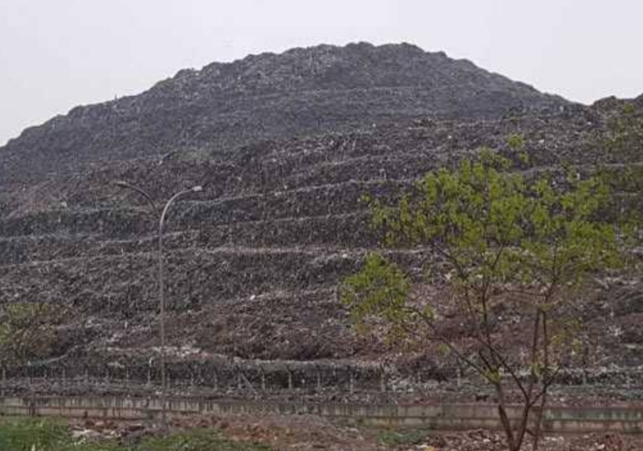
[{"xmin": 70, "ymin": 412, "xmax": 643, "ymax": 451}]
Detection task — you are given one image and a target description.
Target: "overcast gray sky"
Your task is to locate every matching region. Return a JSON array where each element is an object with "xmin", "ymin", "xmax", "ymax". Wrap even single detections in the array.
[{"xmin": 1, "ymin": 0, "xmax": 642, "ymax": 146}]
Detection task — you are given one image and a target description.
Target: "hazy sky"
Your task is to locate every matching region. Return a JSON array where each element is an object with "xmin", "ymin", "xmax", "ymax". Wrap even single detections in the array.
[{"xmin": 1, "ymin": 0, "xmax": 642, "ymax": 146}]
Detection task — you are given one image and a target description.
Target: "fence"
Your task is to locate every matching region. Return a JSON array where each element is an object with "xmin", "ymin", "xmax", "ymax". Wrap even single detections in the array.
[
  {"xmin": 2, "ymin": 360, "xmax": 643, "ymax": 401},
  {"xmin": 0, "ymin": 361, "xmax": 446, "ymax": 399}
]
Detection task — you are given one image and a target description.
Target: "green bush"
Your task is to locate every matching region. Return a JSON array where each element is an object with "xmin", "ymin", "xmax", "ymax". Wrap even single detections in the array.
[
  {"xmin": 139, "ymin": 429, "xmax": 273, "ymax": 451},
  {"xmin": 377, "ymin": 428, "xmax": 432, "ymax": 446}
]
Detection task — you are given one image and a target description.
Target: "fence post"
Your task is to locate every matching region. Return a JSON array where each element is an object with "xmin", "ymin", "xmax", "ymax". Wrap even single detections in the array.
[
  {"xmin": 380, "ymin": 367, "xmax": 386, "ymax": 393},
  {"xmin": 349, "ymin": 369, "xmax": 354, "ymax": 395},
  {"xmin": 287, "ymin": 368, "xmax": 293, "ymax": 391}
]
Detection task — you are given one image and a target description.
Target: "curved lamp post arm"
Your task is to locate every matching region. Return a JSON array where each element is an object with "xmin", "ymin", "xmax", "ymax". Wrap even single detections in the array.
[
  {"xmin": 158, "ymin": 186, "xmax": 202, "ymax": 234},
  {"xmin": 113, "ymin": 181, "xmax": 158, "ymax": 215}
]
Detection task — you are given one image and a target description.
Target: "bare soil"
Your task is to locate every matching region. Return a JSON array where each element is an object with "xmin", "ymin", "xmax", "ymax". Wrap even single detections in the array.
[{"xmin": 71, "ymin": 413, "xmax": 643, "ymax": 451}]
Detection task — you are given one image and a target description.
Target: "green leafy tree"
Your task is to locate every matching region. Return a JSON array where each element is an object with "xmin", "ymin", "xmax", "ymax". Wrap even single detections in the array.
[
  {"xmin": 341, "ymin": 151, "xmax": 635, "ymax": 451},
  {"xmin": 0, "ymin": 302, "xmax": 62, "ymax": 368}
]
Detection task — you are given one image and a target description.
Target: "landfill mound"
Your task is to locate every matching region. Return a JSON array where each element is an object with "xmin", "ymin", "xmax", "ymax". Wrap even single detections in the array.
[{"xmin": 0, "ymin": 43, "xmax": 641, "ymax": 394}]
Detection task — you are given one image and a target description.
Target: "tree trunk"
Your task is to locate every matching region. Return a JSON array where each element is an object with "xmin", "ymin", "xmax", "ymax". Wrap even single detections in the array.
[
  {"xmin": 496, "ymin": 384, "xmax": 517, "ymax": 451},
  {"xmin": 532, "ymin": 392, "xmax": 547, "ymax": 451},
  {"xmin": 532, "ymin": 312, "xmax": 551, "ymax": 450}
]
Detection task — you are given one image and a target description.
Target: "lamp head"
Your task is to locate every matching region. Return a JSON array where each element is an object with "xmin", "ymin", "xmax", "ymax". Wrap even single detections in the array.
[
  {"xmin": 191, "ymin": 185, "xmax": 203, "ymax": 193},
  {"xmin": 114, "ymin": 180, "xmax": 130, "ymax": 188}
]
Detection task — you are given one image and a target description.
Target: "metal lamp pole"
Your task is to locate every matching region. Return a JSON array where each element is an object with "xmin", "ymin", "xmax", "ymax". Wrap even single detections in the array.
[{"xmin": 115, "ymin": 181, "xmax": 202, "ymax": 432}]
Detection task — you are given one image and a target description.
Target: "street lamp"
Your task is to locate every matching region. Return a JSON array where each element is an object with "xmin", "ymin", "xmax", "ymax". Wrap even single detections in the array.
[{"xmin": 114, "ymin": 181, "xmax": 202, "ymax": 431}]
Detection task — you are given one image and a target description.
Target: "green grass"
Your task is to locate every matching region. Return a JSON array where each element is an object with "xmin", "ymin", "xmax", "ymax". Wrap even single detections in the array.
[
  {"xmin": 0, "ymin": 418, "xmax": 274, "ymax": 451},
  {"xmin": 0, "ymin": 418, "xmax": 69, "ymax": 451},
  {"xmin": 376, "ymin": 428, "xmax": 433, "ymax": 447}
]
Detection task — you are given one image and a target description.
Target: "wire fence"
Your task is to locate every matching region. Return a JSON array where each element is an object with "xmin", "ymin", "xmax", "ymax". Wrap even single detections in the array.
[
  {"xmin": 0, "ymin": 362, "xmax": 441, "ymax": 398},
  {"xmin": 2, "ymin": 360, "xmax": 643, "ymax": 401}
]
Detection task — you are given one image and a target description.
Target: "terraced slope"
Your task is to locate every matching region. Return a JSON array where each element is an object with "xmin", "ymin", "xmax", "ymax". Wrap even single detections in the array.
[{"xmin": 1, "ymin": 100, "xmax": 642, "ymax": 376}]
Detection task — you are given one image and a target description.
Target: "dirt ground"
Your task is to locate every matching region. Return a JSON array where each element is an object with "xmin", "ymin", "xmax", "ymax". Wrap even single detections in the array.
[{"xmin": 72, "ymin": 413, "xmax": 643, "ymax": 451}]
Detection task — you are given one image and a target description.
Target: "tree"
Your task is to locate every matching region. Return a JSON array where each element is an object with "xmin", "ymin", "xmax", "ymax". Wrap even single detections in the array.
[
  {"xmin": 341, "ymin": 150, "xmax": 635, "ymax": 451},
  {"xmin": 0, "ymin": 302, "xmax": 62, "ymax": 368}
]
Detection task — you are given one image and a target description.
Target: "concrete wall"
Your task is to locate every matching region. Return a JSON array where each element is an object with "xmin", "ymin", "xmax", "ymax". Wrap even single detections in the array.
[{"xmin": 1, "ymin": 396, "xmax": 643, "ymax": 434}]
